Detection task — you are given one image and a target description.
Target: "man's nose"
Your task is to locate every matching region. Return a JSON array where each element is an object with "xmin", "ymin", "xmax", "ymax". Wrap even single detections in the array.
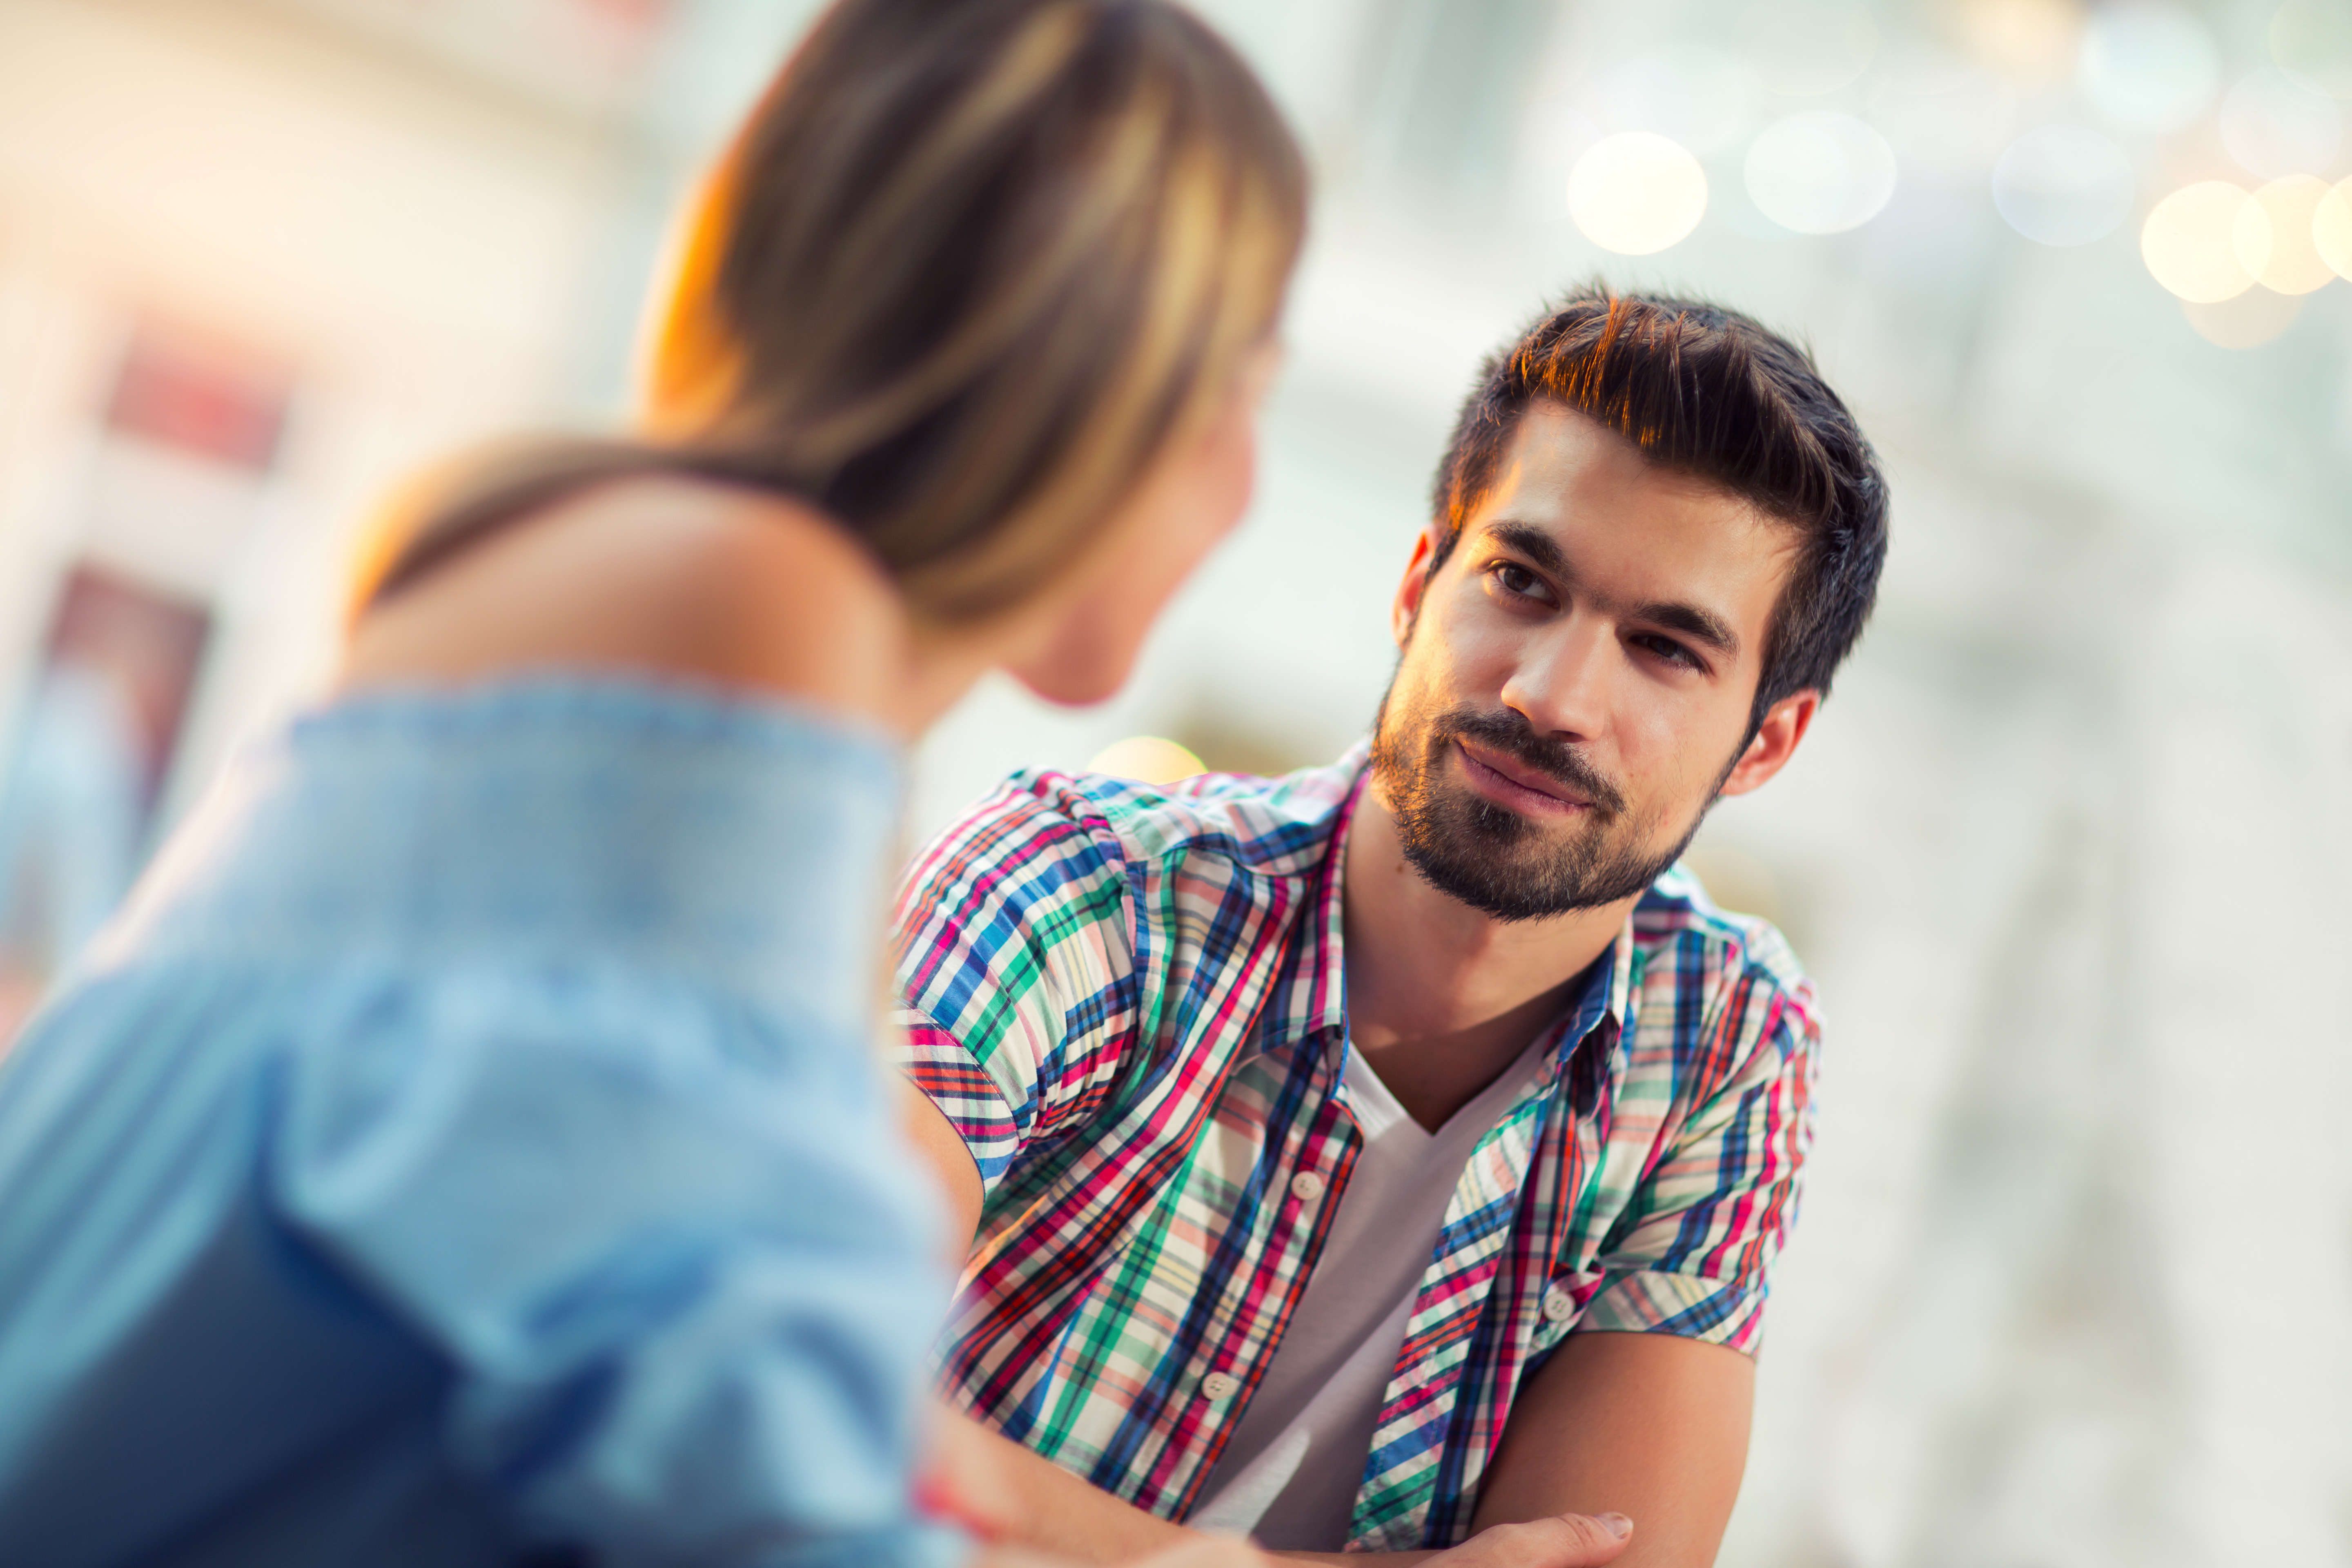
[{"xmin": 1499, "ymin": 615, "xmax": 1613, "ymax": 742}]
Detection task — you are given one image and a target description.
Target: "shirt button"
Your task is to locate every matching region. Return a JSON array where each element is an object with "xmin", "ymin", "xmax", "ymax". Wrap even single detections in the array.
[
  {"xmin": 1290, "ymin": 1171, "xmax": 1326, "ymax": 1202},
  {"xmin": 1201, "ymin": 1372, "xmax": 1241, "ymax": 1402},
  {"xmin": 1541, "ymin": 1284, "xmax": 1576, "ymax": 1323}
]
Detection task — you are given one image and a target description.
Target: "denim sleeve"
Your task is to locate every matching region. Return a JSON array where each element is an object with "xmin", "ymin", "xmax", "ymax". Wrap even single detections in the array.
[{"xmin": 273, "ymin": 968, "xmax": 965, "ymax": 1568}]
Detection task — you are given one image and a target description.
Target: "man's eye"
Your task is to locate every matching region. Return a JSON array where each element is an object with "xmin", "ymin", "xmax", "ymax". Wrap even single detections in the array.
[
  {"xmin": 1636, "ymin": 634, "xmax": 1700, "ymax": 669},
  {"xmin": 1492, "ymin": 562, "xmax": 1542, "ymax": 597}
]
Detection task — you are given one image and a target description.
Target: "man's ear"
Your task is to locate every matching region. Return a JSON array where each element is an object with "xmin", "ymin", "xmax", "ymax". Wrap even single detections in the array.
[
  {"xmin": 1392, "ymin": 526, "xmax": 1443, "ymax": 648},
  {"xmin": 1718, "ymin": 689, "xmax": 1819, "ymax": 797}
]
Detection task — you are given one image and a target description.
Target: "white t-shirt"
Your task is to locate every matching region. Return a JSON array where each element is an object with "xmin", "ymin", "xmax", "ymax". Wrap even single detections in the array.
[{"xmin": 1189, "ymin": 1038, "xmax": 1548, "ymax": 1550}]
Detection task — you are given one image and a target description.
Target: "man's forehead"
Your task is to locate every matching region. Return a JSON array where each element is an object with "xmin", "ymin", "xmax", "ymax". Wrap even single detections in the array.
[
  {"xmin": 1479, "ymin": 408, "xmax": 1793, "ymax": 547},
  {"xmin": 1461, "ymin": 406, "xmax": 1802, "ymax": 647},
  {"xmin": 1491, "ymin": 401, "xmax": 1773, "ymax": 522}
]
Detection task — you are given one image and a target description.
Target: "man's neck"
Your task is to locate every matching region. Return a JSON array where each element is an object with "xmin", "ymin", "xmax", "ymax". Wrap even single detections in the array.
[{"xmin": 1339, "ymin": 785, "xmax": 1635, "ymax": 1132}]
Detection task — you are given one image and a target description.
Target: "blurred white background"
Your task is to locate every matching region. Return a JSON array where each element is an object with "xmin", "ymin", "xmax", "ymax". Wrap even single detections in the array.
[{"xmin": 0, "ymin": 0, "xmax": 2346, "ymax": 1564}]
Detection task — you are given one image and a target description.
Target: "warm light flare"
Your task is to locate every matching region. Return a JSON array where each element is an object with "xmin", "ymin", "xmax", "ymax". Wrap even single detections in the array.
[
  {"xmin": 1568, "ymin": 133, "xmax": 1709, "ymax": 255},
  {"xmin": 2142, "ymin": 182, "xmax": 2263, "ymax": 302},
  {"xmin": 2315, "ymin": 178, "xmax": 2352, "ymax": 282},
  {"xmin": 2236, "ymin": 175, "xmax": 2338, "ymax": 294},
  {"xmin": 1087, "ymin": 735, "xmax": 1205, "ymax": 785}
]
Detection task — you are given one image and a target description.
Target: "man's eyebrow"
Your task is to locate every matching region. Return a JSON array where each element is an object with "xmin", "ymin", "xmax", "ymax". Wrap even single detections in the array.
[
  {"xmin": 1639, "ymin": 600, "xmax": 1742, "ymax": 658},
  {"xmin": 1480, "ymin": 519, "xmax": 1744, "ymax": 659},
  {"xmin": 1486, "ymin": 521, "xmax": 1569, "ymax": 577}
]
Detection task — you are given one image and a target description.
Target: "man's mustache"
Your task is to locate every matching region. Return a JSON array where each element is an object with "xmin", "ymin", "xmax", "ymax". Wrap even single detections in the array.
[{"xmin": 1439, "ymin": 708, "xmax": 1628, "ymax": 819}]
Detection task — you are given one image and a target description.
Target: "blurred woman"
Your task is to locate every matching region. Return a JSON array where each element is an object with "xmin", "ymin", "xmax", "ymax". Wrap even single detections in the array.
[{"xmin": 0, "ymin": 2, "xmax": 1303, "ymax": 1565}]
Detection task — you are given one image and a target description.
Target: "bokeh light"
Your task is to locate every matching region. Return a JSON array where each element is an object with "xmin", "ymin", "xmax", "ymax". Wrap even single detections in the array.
[
  {"xmin": 1568, "ymin": 132, "xmax": 1709, "ymax": 255},
  {"xmin": 1085, "ymin": 735, "xmax": 1205, "ymax": 785},
  {"xmin": 2316, "ymin": 177, "xmax": 2352, "ymax": 279},
  {"xmin": 1746, "ymin": 4, "xmax": 1879, "ymax": 97},
  {"xmin": 2141, "ymin": 181, "xmax": 2265, "ymax": 301},
  {"xmin": 1745, "ymin": 113, "xmax": 1899, "ymax": 234},
  {"xmin": 1588, "ymin": 47, "xmax": 1750, "ymax": 157},
  {"xmin": 2181, "ymin": 286, "xmax": 2303, "ymax": 347},
  {"xmin": 2077, "ymin": 2, "xmax": 2219, "ymax": 133},
  {"xmin": 1991, "ymin": 125, "xmax": 2135, "ymax": 245},
  {"xmin": 2270, "ymin": 0, "xmax": 2352, "ymax": 99},
  {"xmin": 2235, "ymin": 174, "xmax": 2339, "ymax": 292},
  {"xmin": 2219, "ymin": 66, "xmax": 2343, "ymax": 177}
]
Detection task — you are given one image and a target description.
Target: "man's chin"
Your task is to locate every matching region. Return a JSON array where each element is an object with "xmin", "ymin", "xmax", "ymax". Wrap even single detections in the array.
[
  {"xmin": 1402, "ymin": 852, "xmax": 1596, "ymax": 924},
  {"xmin": 1399, "ymin": 809, "xmax": 1592, "ymax": 922},
  {"xmin": 1399, "ymin": 793, "xmax": 1690, "ymax": 922}
]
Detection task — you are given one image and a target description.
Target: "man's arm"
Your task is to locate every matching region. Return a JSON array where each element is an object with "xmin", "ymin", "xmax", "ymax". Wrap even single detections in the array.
[
  {"xmin": 938, "ymin": 1403, "xmax": 1636, "ymax": 1568},
  {"xmin": 897, "ymin": 1085, "xmax": 1639, "ymax": 1568},
  {"xmin": 1448, "ymin": 929, "xmax": 1814, "ymax": 1568},
  {"xmin": 1467, "ymin": 1333, "xmax": 1752, "ymax": 1568}
]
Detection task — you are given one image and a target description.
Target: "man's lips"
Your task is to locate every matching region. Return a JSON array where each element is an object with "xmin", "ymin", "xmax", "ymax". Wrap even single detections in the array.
[{"xmin": 1454, "ymin": 738, "xmax": 1593, "ymax": 816}]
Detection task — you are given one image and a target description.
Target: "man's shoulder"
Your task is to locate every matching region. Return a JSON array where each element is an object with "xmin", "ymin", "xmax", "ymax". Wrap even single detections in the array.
[
  {"xmin": 1630, "ymin": 862, "xmax": 1817, "ymax": 1032},
  {"xmin": 962, "ymin": 751, "xmax": 1363, "ymax": 881}
]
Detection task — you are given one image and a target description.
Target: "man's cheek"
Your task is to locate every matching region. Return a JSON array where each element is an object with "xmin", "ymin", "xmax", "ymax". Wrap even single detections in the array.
[{"xmin": 1425, "ymin": 623, "xmax": 1508, "ymax": 706}]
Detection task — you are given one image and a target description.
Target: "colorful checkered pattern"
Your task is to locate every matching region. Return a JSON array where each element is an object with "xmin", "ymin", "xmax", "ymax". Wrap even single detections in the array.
[{"xmin": 890, "ymin": 748, "xmax": 1820, "ymax": 1551}]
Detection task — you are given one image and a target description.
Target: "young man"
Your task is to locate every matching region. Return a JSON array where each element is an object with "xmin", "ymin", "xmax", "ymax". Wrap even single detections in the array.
[{"xmin": 892, "ymin": 292, "xmax": 1890, "ymax": 1568}]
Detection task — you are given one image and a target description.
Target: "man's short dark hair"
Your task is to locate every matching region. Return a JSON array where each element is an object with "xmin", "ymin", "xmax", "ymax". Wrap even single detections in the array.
[{"xmin": 1430, "ymin": 285, "xmax": 1889, "ymax": 727}]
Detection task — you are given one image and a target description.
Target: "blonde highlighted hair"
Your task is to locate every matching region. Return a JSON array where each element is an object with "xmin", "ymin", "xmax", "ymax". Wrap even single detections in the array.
[{"xmin": 358, "ymin": 0, "xmax": 1307, "ymax": 623}]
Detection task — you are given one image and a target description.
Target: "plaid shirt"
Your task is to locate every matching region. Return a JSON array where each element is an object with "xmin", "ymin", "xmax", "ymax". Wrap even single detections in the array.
[{"xmin": 891, "ymin": 748, "xmax": 1820, "ymax": 1551}]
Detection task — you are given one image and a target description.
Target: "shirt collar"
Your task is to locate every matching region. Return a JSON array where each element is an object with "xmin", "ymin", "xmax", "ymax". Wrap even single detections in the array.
[
  {"xmin": 1539, "ymin": 932, "xmax": 1635, "ymax": 1097},
  {"xmin": 1293, "ymin": 755, "xmax": 1365, "ymax": 1044}
]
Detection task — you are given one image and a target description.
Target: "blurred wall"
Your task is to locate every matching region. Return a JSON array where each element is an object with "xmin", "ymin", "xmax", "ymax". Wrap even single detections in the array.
[{"xmin": 0, "ymin": 2, "xmax": 2345, "ymax": 1566}]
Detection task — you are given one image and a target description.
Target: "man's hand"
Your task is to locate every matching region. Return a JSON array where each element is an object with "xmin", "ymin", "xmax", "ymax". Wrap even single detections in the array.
[{"xmin": 1425, "ymin": 1513, "xmax": 1635, "ymax": 1567}]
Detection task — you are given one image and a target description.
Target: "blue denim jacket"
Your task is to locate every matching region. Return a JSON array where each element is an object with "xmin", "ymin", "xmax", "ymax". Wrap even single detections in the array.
[{"xmin": 0, "ymin": 679, "xmax": 958, "ymax": 1568}]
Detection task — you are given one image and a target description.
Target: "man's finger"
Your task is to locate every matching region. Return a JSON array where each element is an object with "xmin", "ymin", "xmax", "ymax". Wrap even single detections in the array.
[{"xmin": 1447, "ymin": 1511, "xmax": 1634, "ymax": 1568}]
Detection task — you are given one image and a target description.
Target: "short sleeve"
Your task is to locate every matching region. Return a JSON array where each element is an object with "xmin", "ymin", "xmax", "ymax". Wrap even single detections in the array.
[
  {"xmin": 1575, "ymin": 960, "xmax": 1820, "ymax": 1354},
  {"xmin": 274, "ymin": 971, "xmax": 961, "ymax": 1568},
  {"xmin": 889, "ymin": 775, "xmax": 1143, "ymax": 1195}
]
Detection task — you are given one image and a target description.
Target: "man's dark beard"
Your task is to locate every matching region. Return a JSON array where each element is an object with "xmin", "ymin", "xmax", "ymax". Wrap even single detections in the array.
[{"xmin": 1368, "ymin": 688, "xmax": 1715, "ymax": 924}]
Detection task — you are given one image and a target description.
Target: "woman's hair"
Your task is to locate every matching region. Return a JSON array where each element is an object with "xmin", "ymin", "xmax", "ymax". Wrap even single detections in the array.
[{"xmin": 357, "ymin": 0, "xmax": 1307, "ymax": 622}]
